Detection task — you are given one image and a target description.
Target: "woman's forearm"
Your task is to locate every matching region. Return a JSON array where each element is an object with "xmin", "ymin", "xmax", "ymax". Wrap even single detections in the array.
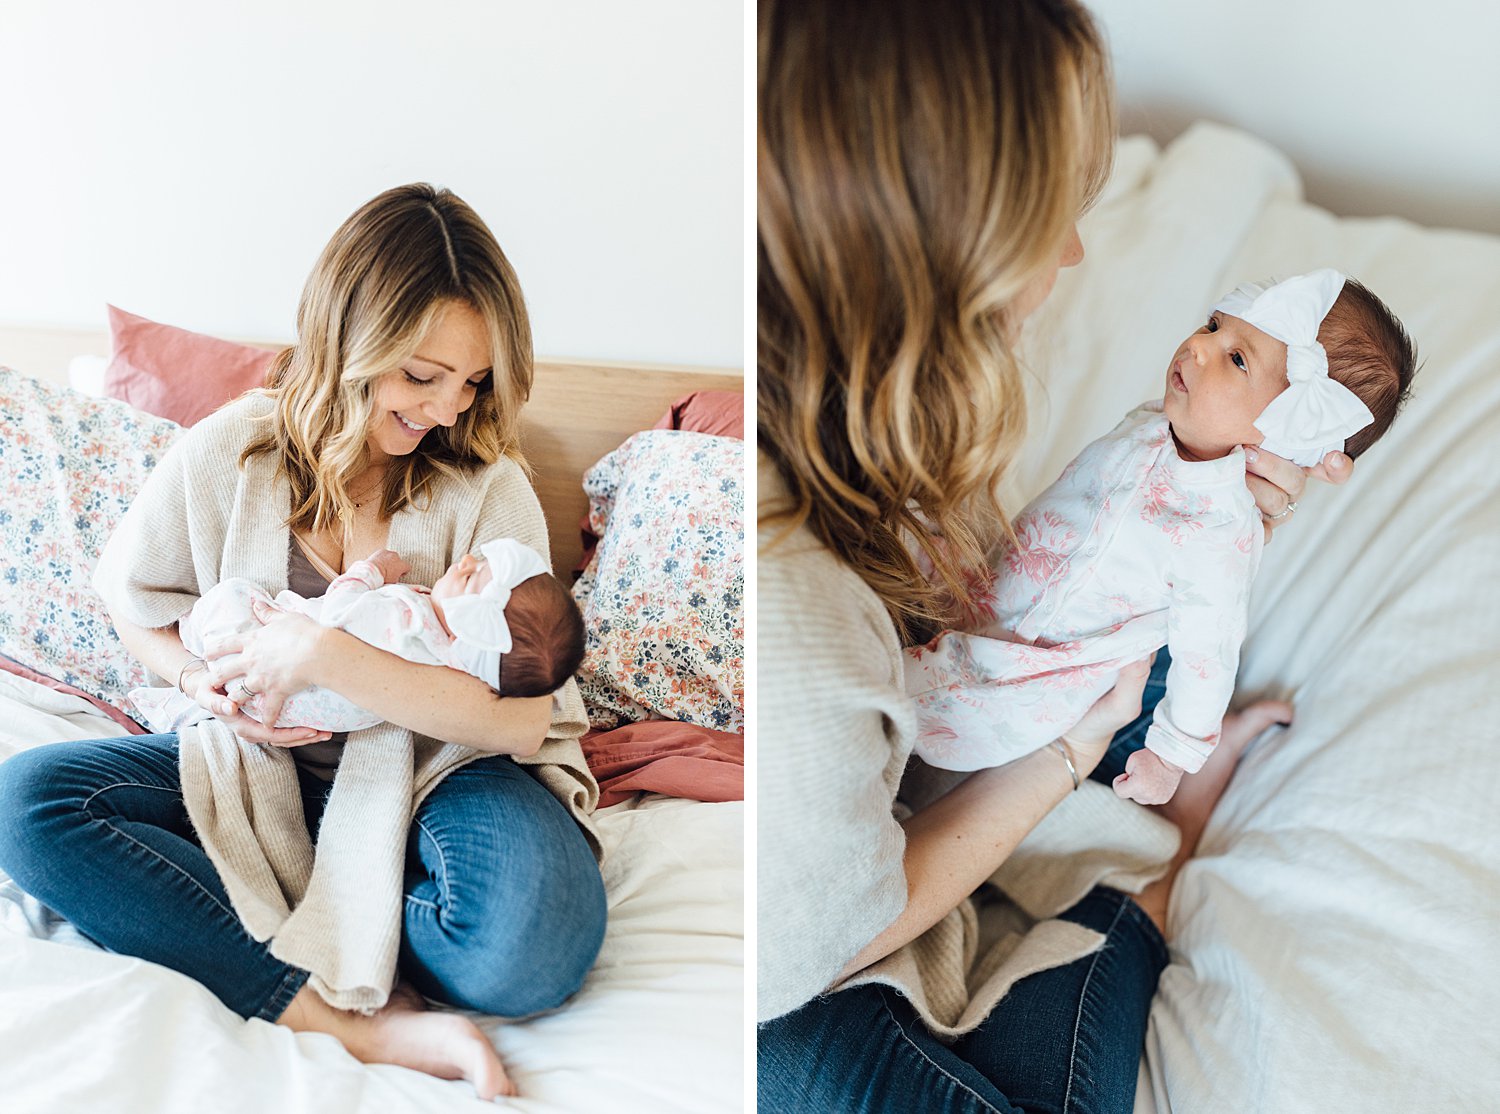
[
  {"xmin": 111, "ymin": 613, "xmax": 196, "ymax": 690},
  {"xmin": 835, "ymin": 746, "xmax": 1076, "ymax": 981},
  {"xmin": 306, "ymin": 628, "xmax": 553, "ymax": 755}
]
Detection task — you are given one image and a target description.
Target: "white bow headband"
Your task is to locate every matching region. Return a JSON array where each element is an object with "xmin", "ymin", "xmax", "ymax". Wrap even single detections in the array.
[
  {"xmin": 1213, "ymin": 268, "xmax": 1373, "ymax": 467},
  {"xmin": 441, "ymin": 538, "xmax": 551, "ymax": 655}
]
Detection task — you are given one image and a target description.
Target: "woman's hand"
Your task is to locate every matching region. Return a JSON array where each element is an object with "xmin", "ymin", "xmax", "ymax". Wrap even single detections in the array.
[
  {"xmin": 180, "ymin": 654, "xmax": 330, "ymax": 747},
  {"xmin": 1058, "ymin": 656, "xmax": 1153, "ymax": 779},
  {"xmin": 1243, "ymin": 444, "xmax": 1354, "ymax": 544},
  {"xmin": 202, "ymin": 600, "xmax": 333, "ymax": 747}
]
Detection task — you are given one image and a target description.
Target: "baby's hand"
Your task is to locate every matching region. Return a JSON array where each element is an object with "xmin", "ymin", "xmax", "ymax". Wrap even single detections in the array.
[
  {"xmin": 366, "ymin": 548, "xmax": 411, "ymax": 584},
  {"xmin": 1112, "ymin": 748, "xmax": 1185, "ymax": 805}
]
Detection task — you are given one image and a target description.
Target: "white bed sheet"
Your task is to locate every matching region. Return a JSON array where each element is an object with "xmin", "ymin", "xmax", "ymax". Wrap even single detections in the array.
[
  {"xmin": 0, "ymin": 672, "xmax": 743, "ymax": 1114},
  {"xmin": 1021, "ymin": 123, "xmax": 1500, "ymax": 1112}
]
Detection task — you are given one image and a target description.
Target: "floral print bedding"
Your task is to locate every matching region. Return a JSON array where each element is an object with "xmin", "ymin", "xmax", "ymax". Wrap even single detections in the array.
[
  {"xmin": 573, "ymin": 430, "xmax": 744, "ymax": 733},
  {"xmin": 0, "ymin": 369, "xmax": 182, "ymax": 709}
]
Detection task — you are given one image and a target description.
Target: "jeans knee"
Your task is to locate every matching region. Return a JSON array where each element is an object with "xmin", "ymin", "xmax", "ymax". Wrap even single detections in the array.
[
  {"xmin": 408, "ymin": 864, "xmax": 607, "ymax": 1016},
  {"xmin": 0, "ymin": 745, "xmax": 71, "ymax": 880}
]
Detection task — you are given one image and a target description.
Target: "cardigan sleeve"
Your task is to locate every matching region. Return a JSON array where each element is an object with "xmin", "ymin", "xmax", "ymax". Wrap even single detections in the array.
[
  {"xmin": 756, "ymin": 524, "xmax": 915, "ymax": 1022},
  {"xmin": 92, "ymin": 427, "xmax": 223, "ymax": 631}
]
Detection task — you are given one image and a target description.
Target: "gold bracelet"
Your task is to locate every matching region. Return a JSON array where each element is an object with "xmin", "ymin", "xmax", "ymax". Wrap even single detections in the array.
[
  {"xmin": 177, "ymin": 657, "xmax": 205, "ymax": 695},
  {"xmin": 1050, "ymin": 739, "xmax": 1081, "ymax": 791}
]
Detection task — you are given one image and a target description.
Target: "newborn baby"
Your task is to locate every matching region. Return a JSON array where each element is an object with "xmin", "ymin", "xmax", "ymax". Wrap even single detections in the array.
[
  {"xmin": 905, "ymin": 269, "xmax": 1417, "ymax": 804},
  {"xmin": 131, "ymin": 537, "xmax": 585, "ymax": 732}
]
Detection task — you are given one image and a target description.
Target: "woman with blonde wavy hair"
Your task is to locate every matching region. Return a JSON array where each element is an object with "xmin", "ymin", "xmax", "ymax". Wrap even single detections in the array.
[
  {"xmin": 757, "ymin": 2, "xmax": 1349, "ymax": 1110},
  {"xmin": 0, "ymin": 184, "xmax": 606, "ymax": 1100}
]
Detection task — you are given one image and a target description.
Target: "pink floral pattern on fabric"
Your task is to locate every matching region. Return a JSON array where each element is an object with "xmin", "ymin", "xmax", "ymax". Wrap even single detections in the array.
[
  {"xmin": 572, "ymin": 430, "xmax": 744, "ymax": 733},
  {"xmin": 905, "ymin": 403, "xmax": 1263, "ymax": 778},
  {"xmin": 1004, "ymin": 509, "xmax": 1078, "ymax": 587},
  {"xmin": 0, "ymin": 368, "xmax": 183, "ymax": 710}
]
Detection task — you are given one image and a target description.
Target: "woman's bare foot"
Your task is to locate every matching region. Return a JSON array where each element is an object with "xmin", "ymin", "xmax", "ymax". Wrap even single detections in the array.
[
  {"xmin": 1133, "ymin": 700, "xmax": 1293, "ymax": 935},
  {"xmin": 278, "ymin": 983, "xmax": 517, "ymax": 1100}
]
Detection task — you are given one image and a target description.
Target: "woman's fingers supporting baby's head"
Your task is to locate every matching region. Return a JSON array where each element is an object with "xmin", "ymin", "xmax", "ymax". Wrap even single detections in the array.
[
  {"xmin": 1243, "ymin": 444, "xmax": 1308, "ymax": 503},
  {"xmin": 1306, "ymin": 450, "xmax": 1354, "ymax": 486}
]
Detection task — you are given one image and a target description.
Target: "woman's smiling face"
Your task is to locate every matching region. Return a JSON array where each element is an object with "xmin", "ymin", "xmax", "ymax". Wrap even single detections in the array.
[{"xmin": 367, "ymin": 300, "xmax": 493, "ymax": 464}]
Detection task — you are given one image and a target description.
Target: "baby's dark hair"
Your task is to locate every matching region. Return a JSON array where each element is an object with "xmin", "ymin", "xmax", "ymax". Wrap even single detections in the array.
[
  {"xmin": 496, "ymin": 574, "xmax": 586, "ymax": 698},
  {"xmin": 1319, "ymin": 278, "xmax": 1418, "ymax": 458}
]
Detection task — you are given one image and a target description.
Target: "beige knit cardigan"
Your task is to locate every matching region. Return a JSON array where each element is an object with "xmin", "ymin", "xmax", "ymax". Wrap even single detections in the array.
[
  {"xmin": 93, "ymin": 395, "xmax": 598, "ymax": 1013},
  {"xmin": 757, "ymin": 456, "xmax": 1180, "ymax": 1033}
]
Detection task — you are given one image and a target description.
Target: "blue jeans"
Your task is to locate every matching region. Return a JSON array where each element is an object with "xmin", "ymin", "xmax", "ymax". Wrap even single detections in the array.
[
  {"xmin": 758, "ymin": 887, "xmax": 1168, "ymax": 1114},
  {"xmin": 0, "ymin": 733, "xmax": 607, "ymax": 1022},
  {"xmin": 758, "ymin": 654, "xmax": 1175, "ymax": 1114}
]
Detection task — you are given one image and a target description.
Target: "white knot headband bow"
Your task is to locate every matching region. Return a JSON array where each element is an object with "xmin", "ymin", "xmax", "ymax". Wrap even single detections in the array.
[
  {"xmin": 442, "ymin": 539, "xmax": 551, "ymax": 690},
  {"xmin": 1213, "ymin": 267, "xmax": 1374, "ymax": 467}
]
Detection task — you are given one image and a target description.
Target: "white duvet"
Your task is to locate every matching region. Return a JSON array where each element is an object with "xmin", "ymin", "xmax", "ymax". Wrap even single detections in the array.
[
  {"xmin": 1020, "ymin": 124, "xmax": 1500, "ymax": 1113},
  {"xmin": 0, "ymin": 672, "xmax": 743, "ymax": 1114}
]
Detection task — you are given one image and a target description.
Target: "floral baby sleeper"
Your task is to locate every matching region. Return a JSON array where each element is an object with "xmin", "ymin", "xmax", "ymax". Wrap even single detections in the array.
[
  {"xmin": 129, "ymin": 557, "xmax": 467, "ymax": 732},
  {"xmin": 905, "ymin": 401, "xmax": 1262, "ymax": 776}
]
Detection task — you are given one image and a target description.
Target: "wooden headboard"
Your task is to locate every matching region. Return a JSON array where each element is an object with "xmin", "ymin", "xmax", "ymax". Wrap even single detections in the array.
[
  {"xmin": 520, "ymin": 359, "xmax": 742, "ymax": 572},
  {"xmin": 0, "ymin": 325, "xmax": 743, "ymax": 573}
]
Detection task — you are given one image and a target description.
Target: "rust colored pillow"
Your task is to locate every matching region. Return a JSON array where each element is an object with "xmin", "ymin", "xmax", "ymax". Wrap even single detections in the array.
[
  {"xmin": 105, "ymin": 304, "xmax": 278, "ymax": 427},
  {"xmin": 650, "ymin": 388, "xmax": 745, "ymax": 440},
  {"xmin": 581, "ymin": 720, "xmax": 744, "ymax": 808}
]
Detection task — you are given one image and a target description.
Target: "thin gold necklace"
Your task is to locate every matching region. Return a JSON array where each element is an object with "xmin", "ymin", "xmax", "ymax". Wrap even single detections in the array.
[{"xmin": 338, "ymin": 471, "xmax": 385, "ymax": 522}]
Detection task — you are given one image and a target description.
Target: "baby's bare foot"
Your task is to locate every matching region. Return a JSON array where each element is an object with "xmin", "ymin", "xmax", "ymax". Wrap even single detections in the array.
[{"xmin": 279, "ymin": 985, "xmax": 516, "ymax": 1099}]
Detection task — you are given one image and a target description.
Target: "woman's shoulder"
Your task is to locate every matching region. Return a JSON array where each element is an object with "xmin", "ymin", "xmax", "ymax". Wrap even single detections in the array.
[
  {"xmin": 169, "ymin": 392, "xmax": 276, "ymax": 463},
  {"xmin": 402, "ymin": 453, "xmax": 533, "ymax": 522},
  {"xmin": 424, "ymin": 453, "xmax": 546, "ymax": 555},
  {"xmin": 468, "ymin": 453, "xmax": 531, "ymax": 493},
  {"xmin": 757, "ymin": 453, "xmax": 910, "ymax": 738},
  {"xmin": 758, "ymin": 456, "xmax": 894, "ymax": 647},
  {"xmin": 449, "ymin": 454, "xmax": 538, "ymax": 519}
]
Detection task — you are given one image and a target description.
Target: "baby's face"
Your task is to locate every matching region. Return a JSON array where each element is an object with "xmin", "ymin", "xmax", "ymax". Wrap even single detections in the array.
[
  {"xmin": 1163, "ymin": 311, "xmax": 1290, "ymax": 461},
  {"xmin": 432, "ymin": 553, "xmax": 495, "ymax": 603}
]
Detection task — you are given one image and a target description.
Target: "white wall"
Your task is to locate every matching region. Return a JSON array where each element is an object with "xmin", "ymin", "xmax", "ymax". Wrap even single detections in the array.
[
  {"xmin": 0, "ymin": 0, "xmax": 743, "ymax": 368},
  {"xmin": 1087, "ymin": 0, "xmax": 1500, "ymax": 236}
]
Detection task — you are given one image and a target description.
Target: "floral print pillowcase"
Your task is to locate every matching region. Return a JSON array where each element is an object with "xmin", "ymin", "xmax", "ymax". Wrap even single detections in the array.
[
  {"xmin": 0, "ymin": 369, "xmax": 183, "ymax": 710},
  {"xmin": 572, "ymin": 430, "xmax": 744, "ymax": 733}
]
